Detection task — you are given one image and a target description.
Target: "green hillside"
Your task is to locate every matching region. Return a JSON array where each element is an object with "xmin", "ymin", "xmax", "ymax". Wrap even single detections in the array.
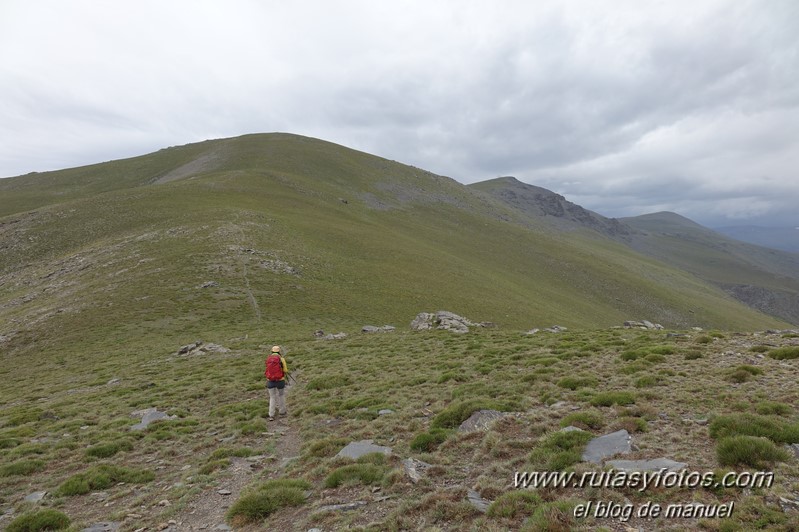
[
  {"xmin": 623, "ymin": 212, "xmax": 799, "ymax": 324},
  {"xmin": 1, "ymin": 133, "xmax": 798, "ymax": 531},
  {"xmin": 0, "ymin": 134, "xmax": 790, "ymax": 364}
]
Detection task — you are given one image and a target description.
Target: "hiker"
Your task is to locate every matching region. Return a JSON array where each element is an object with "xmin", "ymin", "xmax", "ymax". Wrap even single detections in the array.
[{"xmin": 265, "ymin": 345, "xmax": 289, "ymax": 421}]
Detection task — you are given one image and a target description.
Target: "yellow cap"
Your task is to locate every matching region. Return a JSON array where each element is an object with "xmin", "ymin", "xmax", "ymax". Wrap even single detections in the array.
[{"xmin": 271, "ymin": 345, "xmax": 281, "ymax": 353}]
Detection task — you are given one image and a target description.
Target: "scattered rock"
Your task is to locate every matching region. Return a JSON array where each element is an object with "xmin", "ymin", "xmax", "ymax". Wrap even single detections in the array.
[
  {"xmin": 402, "ymin": 458, "xmax": 432, "ymax": 484},
  {"xmin": 323, "ymin": 332, "xmax": 348, "ymax": 340},
  {"xmin": 336, "ymin": 440, "xmax": 392, "ymax": 460},
  {"xmin": 319, "ymin": 501, "xmax": 367, "ymax": 512},
  {"xmin": 313, "ymin": 329, "xmax": 325, "ymax": 338},
  {"xmin": 158, "ymin": 499, "xmax": 171, "ymax": 507},
  {"xmin": 779, "ymin": 496, "xmax": 799, "ymax": 513},
  {"xmin": 525, "ymin": 328, "xmax": 540, "ymax": 335},
  {"xmin": 24, "ymin": 491, "xmax": 46, "ymax": 503},
  {"xmin": 362, "ymin": 325, "xmax": 396, "ymax": 333},
  {"xmin": 544, "ymin": 325, "xmax": 568, "ymax": 333},
  {"xmin": 466, "ymin": 489, "xmax": 491, "ymax": 513},
  {"xmin": 560, "ymin": 426, "xmax": 584, "ymax": 432},
  {"xmin": 106, "ymin": 378, "xmax": 121, "ymax": 386},
  {"xmin": 130, "ymin": 408, "xmax": 177, "ymax": 431},
  {"xmin": 788, "ymin": 444, "xmax": 799, "ymax": 459},
  {"xmin": 582, "ymin": 430, "xmax": 632, "ymax": 464},
  {"xmin": 378, "ymin": 409, "xmax": 394, "ymax": 416},
  {"xmin": 217, "ymin": 489, "xmax": 232, "ymax": 495},
  {"xmin": 458, "ymin": 410, "xmax": 508, "ymax": 433},
  {"xmin": 199, "ymin": 281, "xmax": 219, "ymax": 289},
  {"xmin": 606, "ymin": 458, "xmax": 687, "ymax": 472}
]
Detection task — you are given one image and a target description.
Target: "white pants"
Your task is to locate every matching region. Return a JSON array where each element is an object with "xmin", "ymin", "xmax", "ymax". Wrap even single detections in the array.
[{"xmin": 268, "ymin": 386, "xmax": 287, "ymax": 417}]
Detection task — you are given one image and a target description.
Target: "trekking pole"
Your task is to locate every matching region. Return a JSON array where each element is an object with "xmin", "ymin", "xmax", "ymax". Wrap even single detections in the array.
[{"xmin": 287, "ymin": 372, "xmax": 298, "ymax": 386}]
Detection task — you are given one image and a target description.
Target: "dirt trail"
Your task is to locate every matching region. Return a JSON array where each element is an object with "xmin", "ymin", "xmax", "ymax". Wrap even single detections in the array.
[{"xmin": 174, "ymin": 417, "xmax": 303, "ymax": 531}]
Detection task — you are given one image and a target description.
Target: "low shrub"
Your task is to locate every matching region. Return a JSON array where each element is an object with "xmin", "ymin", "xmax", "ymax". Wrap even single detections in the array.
[
  {"xmin": 716, "ymin": 435, "xmax": 790, "ymax": 469},
  {"xmin": 324, "ymin": 463, "xmax": 385, "ymax": 488},
  {"xmin": 56, "ymin": 464, "xmax": 155, "ymax": 496},
  {"xmin": 709, "ymin": 413, "xmax": 799, "ymax": 444},
  {"xmin": 6, "ymin": 509, "xmax": 70, "ymax": 532},
  {"xmin": 85, "ymin": 440, "xmax": 133, "ymax": 459},
  {"xmin": 754, "ymin": 402, "xmax": 792, "ymax": 417},
  {"xmin": 227, "ymin": 478, "xmax": 310, "ymax": 524},
  {"xmin": 410, "ymin": 429, "xmax": 450, "ymax": 452},
  {"xmin": 590, "ymin": 392, "xmax": 635, "ymax": 407},
  {"xmin": 768, "ymin": 347, "xmax": 799, "ymax": 360},
  {"xmin": 0, "ymin": 459, "xmax": 45, "ymax": 477},
  {"xmin": 556, "ymin": 376, "xmax": 597, "ymax": 390},
  {"xmin": 529, "ymin": 430, "xmax": 593, "ymax": 471}
]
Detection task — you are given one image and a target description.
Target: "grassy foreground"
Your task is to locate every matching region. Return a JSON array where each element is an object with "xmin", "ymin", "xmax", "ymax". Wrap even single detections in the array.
[{"xmin": 1, "ymin": 325, "xmax": 798, "ymax": 530}]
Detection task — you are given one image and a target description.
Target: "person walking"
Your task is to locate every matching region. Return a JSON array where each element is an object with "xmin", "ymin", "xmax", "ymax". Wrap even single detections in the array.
[{"xmin": 265, "ymin": 345, "xmax": 289, "ymax": 421}]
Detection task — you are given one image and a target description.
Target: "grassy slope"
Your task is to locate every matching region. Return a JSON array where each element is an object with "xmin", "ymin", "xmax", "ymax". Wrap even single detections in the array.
[
  {"xmin": 1, "ymin": 134, "xmax": 798, "ymax": 530},
  {"xmin": 0, "ymin": 135, "xmax": 788, "ymax": 363}
]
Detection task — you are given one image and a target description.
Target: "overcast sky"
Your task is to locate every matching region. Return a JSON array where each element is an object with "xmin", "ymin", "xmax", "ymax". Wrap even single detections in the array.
[{"xmin": 1, "ymin": 1, "xmax": 797, "ymax": 227}]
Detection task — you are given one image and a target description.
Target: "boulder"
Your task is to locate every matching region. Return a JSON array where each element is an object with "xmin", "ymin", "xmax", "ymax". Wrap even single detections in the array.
[
  {"xmin": 544, "ymin": 325, "xmax": 568, "ymax": 333},
  {"xmin": 335, "ymin": 440, "xmax": 392, "ymax": 460},
  {"xmin": 323, "ymin": 332, "xmax": 348, "ymax": 340},
  {"xmin": 582, "ymin": 430, "xmax": 632, "ymax": 464},
  {"xmin": 402, "ymin": 458, "xmax": 432, "ymax": 483},
  {"xmin": 130, "ymin": 408, "xmax": 177, "ymax": 431},
  {"xmin": 458, "ymin": 410, "xmax": 508, "ymax": 433},
  {"xmin": 466, "ymin": 489, "xmax": 491, "ymax": 513},
  {"xmin": 24, "ymin": 491, "xmax": 46, "ymax": 503},
  {"xmin": 410, "ymin": 312, "xmax": 436, "ymax": 331}
]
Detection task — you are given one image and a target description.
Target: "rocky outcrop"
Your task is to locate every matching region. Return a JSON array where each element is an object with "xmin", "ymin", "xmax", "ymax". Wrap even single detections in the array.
[
  {"xmin": 410, "ymin": 311, "xmax": 491, "ymax": 334},
  {"xmin": 458, "ymin": 410, "xmax": 509, "ymax": 433},
  {"xmin": 176, "ymin": 341, "xmax": 229, "ymax": 356},
  {"xmin": 582, "ymin": 429, "xmax": 632, "ymax": 464},
  {"xmin": 624, "ymin": 320, "xmax": 664, "ymax": 330},
  {"xmin": 335, "ymin": 440, "xmax": 392, "ymax": 460}
]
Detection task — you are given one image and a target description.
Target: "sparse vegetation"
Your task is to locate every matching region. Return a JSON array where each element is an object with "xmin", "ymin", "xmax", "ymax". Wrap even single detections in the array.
[
  {"xmin": 768, "ymin": 346, "xmax": 799, "ymax": 360},
  {"xmin": 716, "ymin": 435, "xmax": 791, "ymax": 468},
  {"xmin": 227, "ymin": 478, "xmax": 311, "ymax": 524},
  {"xmin": 590, "ymin": 391, "xmax": 636, "ymax": 407},
  {"xmin": 6, "ymin": 509, "xmax": 70, "ymax": 532}
]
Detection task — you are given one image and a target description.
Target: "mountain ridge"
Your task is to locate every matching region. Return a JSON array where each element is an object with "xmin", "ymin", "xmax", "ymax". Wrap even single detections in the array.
[{"xmin": 0, "ymin": 133, "xmax": 793, "ymax": 364}]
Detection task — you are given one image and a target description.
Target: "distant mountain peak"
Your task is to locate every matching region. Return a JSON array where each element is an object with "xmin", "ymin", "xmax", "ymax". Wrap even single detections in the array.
[{"xmin": 470, "ymin": 177, "xmax": 633, "ymax": 239}]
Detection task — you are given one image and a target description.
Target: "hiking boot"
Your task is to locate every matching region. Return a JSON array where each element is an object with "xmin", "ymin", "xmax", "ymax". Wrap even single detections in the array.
[
  {"xmin": 268, "ymin": 416, "xmax": 275, "ymax": 422},
  {"xmin": 279, "ymin": 411, "xmax": 288, "ymax": 417}
]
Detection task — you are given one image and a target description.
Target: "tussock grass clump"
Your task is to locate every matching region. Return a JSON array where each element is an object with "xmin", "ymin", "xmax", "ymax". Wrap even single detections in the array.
[
  {"xmin": 227, "ymin": 478, "xmax": 311, "ymax": 524},
  {"xmin": 560, "ymin": 411, "xmax": 604, "ymax": 430},
  {"xmin": 716, "ymin": 435, "xmax": 790, "ymax": 469},
  {"xmin": 635, "ymin": 375, "xmax": 661, "ymax": 388},
  {"xmin": 614, "ymin": 416, "xmax": 648, "ymax": 433},
  {"xmin": 695, "ymin": 335, "xmax": 712, "ymax": 344},
  {"xmin": 199, "ymin": 459, "xmax": 230, "ymax": 475},
  {"xmin": 529, "ymin": 430, "xmax": 593, "ymax": 471},
  {"xmin": 709, "ymin": 413, "xmax": 799, "ymax": 444},
  {"xmin": 85, "ymin": 440, "xmax": 133, "ymax": 459},
  {"xmin": 748, "ymin": 345, "xmax": 769, "ymax": 353},
  {"xmin": 726, "ymin": 365, "xmax": 763, "ymax": 383},
  {"xmin": 0, "ymin": 459, "xmax": 45, "ymax": 477},
  {"xmin": 324, "ymin": 463, "xmax": 385, "ymax": 488},
  {"xmin": 754, "ymin": 401, "xmax": 792, "ymax": 417},
  {"xmin": 410, "ymin": 428, "xmax": 451, "ymax": 452},
  {"xmin": 487, "ymin": 490, "xmax": 542, "ymax": 518},
  {"xmin": 56, "ymin": 464, "xmax": 155, "ymax": 496},
  {"xmin": 590, "ymin": 391, "xmax": 635, "ymax": 407},
  {"xmin": 6, "ymin": 508, "xmax": 70, "ymax": 532},
  {"xmin": 768, "ymin": 346, "xmax": 799, "ymax": 360},
  {"xmin": 304, "ymin": 437, "xmax": 349, "ymax": 459},
  {"xmin": 522, "ymin": 499, "xmax": 583, "ymax": 531},
  {"xmin": 684, "ymin": 350, "xmax": 703, "ymax": 360},
  {"xmin": 556, "ymin": 376, "xmax": 597, "ymax": 390}
]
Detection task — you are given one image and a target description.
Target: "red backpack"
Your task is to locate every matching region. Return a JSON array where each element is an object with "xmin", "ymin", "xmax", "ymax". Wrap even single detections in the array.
[{"xmin": 265, "ymin": 354, "xmax": 285, "ymax": 381}]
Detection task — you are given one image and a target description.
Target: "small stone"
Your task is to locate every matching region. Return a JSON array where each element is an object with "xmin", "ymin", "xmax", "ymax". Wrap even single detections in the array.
[
  {"xmin": 158, "ymin": 499, "xmax": 170, "ymax": 507},
  {"xmin": 24, "ymin": 491, "xmax": 47, "ymax": 503},
  {"xmin": 217, "ymin": 489, "xmax": 232, "ymax": 495},
  {"xmin": 467, "ymin": 489, "xmax": 490, "ymax": 513},
  {"xmin": 378, "ymin": 409, "xmax": 394, "ymax": 416}
]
